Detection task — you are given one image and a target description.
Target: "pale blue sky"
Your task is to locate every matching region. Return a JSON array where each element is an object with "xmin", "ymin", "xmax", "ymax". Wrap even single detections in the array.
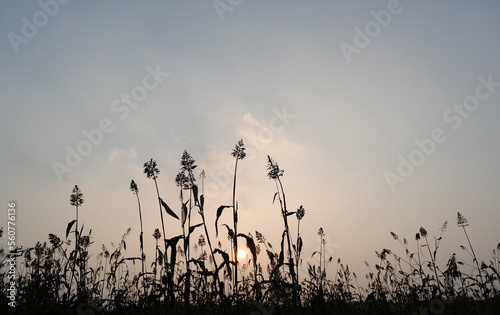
[{"xmin": 1, "ymin": 1, "xmax": 499, "ymax": 281}]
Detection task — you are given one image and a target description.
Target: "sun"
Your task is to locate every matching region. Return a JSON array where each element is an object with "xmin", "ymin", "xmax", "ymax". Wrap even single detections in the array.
[{"xmin": 237, "ymin": 249, "xmax": 247, "ymax": 259}]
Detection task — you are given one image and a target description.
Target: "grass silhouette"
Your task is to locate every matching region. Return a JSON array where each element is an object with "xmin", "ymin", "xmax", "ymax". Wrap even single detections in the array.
[{"xmin": 1, "ymin": 140, "xmax": 499, "ymax": 314}]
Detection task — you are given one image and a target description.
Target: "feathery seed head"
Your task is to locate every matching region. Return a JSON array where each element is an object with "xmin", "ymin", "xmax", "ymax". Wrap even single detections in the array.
[
  {"xmin": 177, "ymin": 151, "xmax": 197, "ymax": 189},
  {"xmin": 130, "ymin": 180, "xmax": 138, "ymax": 194},
  {"xmin": 198, "ymin": 234, "xmax": 206, "ymax": 247},
  {"xmin": 143, "ymin": 159, "xmax": 160, "ymax": 179},
  {"xmin": 231, "ymin": 139, "xmax": 247, "ymax": 160},
  {"xmin": 318, "ymin": 227, "xmax": 324, "ymax": 236},
  {"xmin": 440, "ymin": 221, "xmax": 448, "ymax": 232},
  {"xmin": 175, "ymin": 171, "xmax": 190, "ymax": 190},
  {"xmin": 296, "ymin": 205, "xmax": 305, "ymax": 220},
  {"xmin": 180, "ymin": 151, "xmax": 197, "ymax": 174},
  {"xmin": 153, "ymin": 228, "xmax": 161, "ymax": 240},
  {"xmin": 266, "ymin": 155, "xmax": 284, "ymax": 180},
  {"xmin": 457, "ymin": 212, "xmax": 469, "ymax": 227},
  {"xmin": 70, "ymin": 185, "xmax": 84, "ymax": 207},
  {"xmin": 419, "ymin": 227, "xmax": 427, "ymax": 238}
]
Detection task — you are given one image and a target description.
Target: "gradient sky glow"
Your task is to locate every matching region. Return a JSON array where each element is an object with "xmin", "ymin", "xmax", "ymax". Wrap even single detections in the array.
[{"xmin": 1, "ymin": 1, "xmax": 500, "ymax": 284}]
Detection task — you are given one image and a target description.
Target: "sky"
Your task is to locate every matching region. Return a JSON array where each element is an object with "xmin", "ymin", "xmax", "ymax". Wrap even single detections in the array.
[{"xmin": 1, "ymin": 0, "xmax": 500, "ymax": 284}]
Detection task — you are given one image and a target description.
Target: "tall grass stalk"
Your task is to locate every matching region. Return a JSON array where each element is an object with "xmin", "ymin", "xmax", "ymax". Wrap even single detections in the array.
[
  {"xmin": 267, "ymin": 155, "xmax": 298, "ymax": 305},
  {"xmin": 295, "ymin": 206, "xmax": 305, "ymax": 286},
  {"xmin": 457, "ymin": 212, "xmax": 486, "ymax": 297},
  {"xmin": 152, "ymin": 228, "xmax": 161, "ymax": 285},
  {"xmin": 130, "ymin": 180, "xmax": 146, "ymax": 296},
  {"xmin": 143, "ymin": 160, "xmax": 167, "ymax": 253},
  {"xmin": 176, "ymin": 150, "xmax": 197, "ymax": 311},
  {"xmin": 143, "ymin": 158, "xmax": 170, "ymax": 305},
  {"xmin": 3, "ymin": 146, "xmax": 500, "ymax": 314},
  {"xmin": 231, "ymin": 139, "xmax": 246, "ymax": 305},
  {"xmin": 196, "ymin": 184, "xmax": 221, "ymax": 300},
  {"xmin": 69, "ymin": 185, "xmax": 83, "ymax": 297},
  {"xmin": 419, "ymin": 223, "xmax": 446, "ymax": 296}
]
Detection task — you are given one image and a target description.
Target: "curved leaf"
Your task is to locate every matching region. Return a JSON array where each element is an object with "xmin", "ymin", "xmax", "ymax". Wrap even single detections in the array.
[
  {"xmin": 192, "ymin": 184, "xmax": 199, "ymax": 206},
  {"xmin": 188, "ymin": 223, "xmax": 203, "ymax": 238},
  {"xmin": 238, "ymin": 233, "xmax": 257, "ymax": 266},
  {"xmin": 66, "ymin": 220, "xmax": 76, "ymax": 239},
  {"xmin": 214, "ymin": 248, "xmax": 232, "ymax": 280},
  {"xmin": 297, "ymin": 236, "xmax": 303, "ymax": 254},
  {"xmin": 215, "ymin": 205, "xmax": 231, "ymax": 237},
  {"xmin": 222, "ymin": 224, "xmax": 234, "ymax": 239},
  {"xmin": 125, "ymin": 257, "xmax": 142, "ymax": 261},
  {"xmin": 181, "ymin": 201, "xmax": 188, "ymax": 226},
  {"xmin": 159, "ymin": 197, "xmax": 180, "ymax": 220},
  {"xmin": 273, "ymin": 192, "xmax": 278, "ymax": 204}
]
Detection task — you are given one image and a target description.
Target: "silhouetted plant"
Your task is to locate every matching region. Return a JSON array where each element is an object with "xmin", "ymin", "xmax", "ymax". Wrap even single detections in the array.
[
  {"xmin": 69, "ymin": 185, "xmax": 84, "ymax": 298},
  {"xmin": 266, "ymin": 155, "xmax": 299, "ymax": 304},
  {"xmin": 231, "ymin": 139, "xmax": 246, "ymax": 304},
  {"xmin": 3, "ymin": 147, "xmax": 500, "ymax": 315},
  {"xmin": 176, "ymin": 150, "xmax": 197, "ymax": 311},
  {"xmin": 295, "ymin": 205, "xmax": 305, "ymax": 288},
  {"xmin": 419, "ymin": 222, "xmax": 447, "ymax": 297},
  {"xmin": 457, "ymin": 212, "xmax": 487, "ymax": 298},
  {"xmin": 129, "ymin": 179, "xmax": 146, "ymax": 297},
  {"xmin": 143, "ymin": 159, "xmax": 166, "ymax": 249}
]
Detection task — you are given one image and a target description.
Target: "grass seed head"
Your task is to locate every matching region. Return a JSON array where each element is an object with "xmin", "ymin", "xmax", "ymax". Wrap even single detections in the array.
[
  {"xmin": 231, "ymin": 139, "xmax": 247, "ymax": 160},
  {"xmin": 457, "ymin": 212, "xmax": 469, "ymax": 227},
  {"xmin": 130, "ymin": 180, "xmax": 138, "ymax": 194},
  {"xmin": 296, "ymin": 205, "xmax": 305, "ymax": 220},
  {"xmin": 143, "ymin": 158, "xmax": 160, "ymax": 179},
  {"xmin": 70, "ymin": 185, "xmax": 84, "ymax": 207}
]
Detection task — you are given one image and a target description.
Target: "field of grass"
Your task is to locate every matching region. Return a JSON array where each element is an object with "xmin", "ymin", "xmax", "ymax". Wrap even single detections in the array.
[{"xmin": 1, "ymin": 140, "xmax": 499, "ymax": 314}]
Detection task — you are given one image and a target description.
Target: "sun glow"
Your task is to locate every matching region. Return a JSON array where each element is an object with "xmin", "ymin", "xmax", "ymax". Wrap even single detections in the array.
[{"xmin": 237, "ymin": 249, "xmax": 247, "ymax": 259}]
